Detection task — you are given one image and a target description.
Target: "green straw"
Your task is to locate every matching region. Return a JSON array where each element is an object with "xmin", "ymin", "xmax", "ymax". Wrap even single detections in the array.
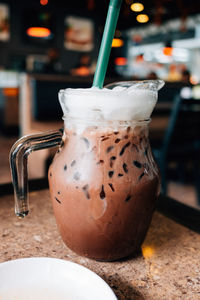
[{"xmin": 93, "ymin": 0, "xmax": 122, "ymax": 89}]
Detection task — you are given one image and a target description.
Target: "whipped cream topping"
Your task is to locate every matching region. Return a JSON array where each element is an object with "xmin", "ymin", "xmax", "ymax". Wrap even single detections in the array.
[{"xmin": 58, "ymin": 83, "xmax": 161, "ymax": 122}]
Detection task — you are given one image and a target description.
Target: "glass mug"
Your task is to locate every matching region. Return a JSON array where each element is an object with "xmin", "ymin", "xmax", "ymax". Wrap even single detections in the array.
[{"xmin": 10, "ymin": 80, "xmax": 164, "ymax": 261}]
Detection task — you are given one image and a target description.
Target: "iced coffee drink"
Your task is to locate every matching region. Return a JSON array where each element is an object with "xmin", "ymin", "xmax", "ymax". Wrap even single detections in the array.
[{"xmin": 48, "ymin": 81, "xmax": 163, "ymax": 261}]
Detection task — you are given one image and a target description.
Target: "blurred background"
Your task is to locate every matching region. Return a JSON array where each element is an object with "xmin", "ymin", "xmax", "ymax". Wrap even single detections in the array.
[{"xmin": 1, "ymin": 0, "xmax": 200, "ymax": 210}]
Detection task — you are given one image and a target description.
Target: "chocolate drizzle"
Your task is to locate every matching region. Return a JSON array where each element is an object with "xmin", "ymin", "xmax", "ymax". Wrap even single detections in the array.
[
  {"xmin": 123, "ymin": 163, "xmax": 128, "ymax": 173},
  {"xmin": 106, "ymin": 146, "xmax": 114, "ymax": 153},
  {"xmin": 100, "ymin": 185, "xmax": 106, "ymax": 199},
  {"xmin": 74, "ymin": 172, "xmax": 81, "ymax": 181},
  {"xmin": 133, "ymin": 161, "xmax": 142, "ymax": 168},
  {"xmin": 101, "ymin": 137, "xmax": 109, "ymax": 141},
  {"xmin": 97, "ymin": 160, "xmax": 104, "ymax": 165},
  {"xmin": 115, "ymin": 138, "xmax": 121, "ymax": 144},
  {"xmin": 125, "ymin": 195, "xmax": 131, "ymax": 202},
  {"xmin": 111, "ymin": 156, "xmax": 116, "ymax": 160},
  {"xmin": 118, "ymin": 173, "xmax": 123, "ymax": 177},
  {"xmin": 119, "ymin": 142, "xmax": 131, "ymax": 156},
  {"xmin": 108, "ymin": 183, "xmax": 115, "ymax": 192},
  {"xmin": 132, "ymin": 144, "xmax": 139, "ymax": 152},
  {"xmin": 55, "ymin": 197, "xmax": 61, "ymax": 204},
  {"xmin": 81, "ymin": 137, "xmax": 90, "ymax": 148},
  {"xmin": 71, "ymin": 160, "xmax": 76, "ymax": 167},
  {"xmin": 82, "ymin": 184, "xmax": 90, "ymax": 199},
  {"xmin": 110, "ymin": 156, "xmax": 116, "ymax": 167},
  {"xmin": 127, "ymin": 126, "xmax": 131, "ymax": 133},
  {"xmin": 108, "ymin": 171, "xmax": 114, "ymax": 178},
  {"xmin": 138, "ymin": 172, "xmax": 145, "ymax": 181}
]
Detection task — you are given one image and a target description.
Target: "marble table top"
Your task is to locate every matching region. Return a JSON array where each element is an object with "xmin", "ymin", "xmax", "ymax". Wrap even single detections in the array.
[{"xmin": 1, "ymin": 189, "xmax": 200, "ymax": 300}]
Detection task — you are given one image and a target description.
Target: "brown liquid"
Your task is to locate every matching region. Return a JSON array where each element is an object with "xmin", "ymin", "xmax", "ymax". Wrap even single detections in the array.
[{"xmin": 48, "ymin": 125, "xmax": 159, "ymax": 261}]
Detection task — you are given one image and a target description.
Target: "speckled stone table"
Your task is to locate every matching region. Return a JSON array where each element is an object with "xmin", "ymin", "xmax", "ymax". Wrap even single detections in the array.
[{"xmin": 1, "ymin": 189, "xmax": 200, "ymax": 300}]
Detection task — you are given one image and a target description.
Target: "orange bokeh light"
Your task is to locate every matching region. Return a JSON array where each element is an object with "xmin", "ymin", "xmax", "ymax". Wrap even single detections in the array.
[
  {"xmin": 163, "ymin": 47, "xmax": 173, "ymax": 56},
  {"xmin": 40, "ymin": 0, "xmax": 48, "ymax": 5},
  {"xmin": 112, "ymin": 38, "xmax": 124, "ymax": 48},
  {"xmin": 190, "ymin": 75, "xmax": 199, "ymax": 85},
  {"xmin": 3, "ymin": 88, "xmax": 19, "ymax": 97},
  {"xmin": 26, "ymin": 27, "xmax": 51, "ymax": 38},
  {"xmin": 115, "ymin": 57, "xmax": 127, "ymax": 66},
  {"xmin": 136, "ymin": 14, "xmax": 149, "ymax": 23},
  {"xmin": 130, "ymin": 3, "xmax": 144, "ymax": 12}
]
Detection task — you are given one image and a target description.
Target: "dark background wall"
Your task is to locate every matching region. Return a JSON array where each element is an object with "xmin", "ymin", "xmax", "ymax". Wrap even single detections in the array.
[{"xmin": 0, "ymin": 0, "xmax": 102, "ymax": 73}]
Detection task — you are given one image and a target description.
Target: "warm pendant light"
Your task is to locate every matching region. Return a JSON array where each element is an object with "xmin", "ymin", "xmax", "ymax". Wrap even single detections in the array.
[
  {"xmin": 26, "ymin": 27, "xmax": 51, "ymax": 38},
  {"xmin": 163, "ymin": 41, "xmax": 173, "ymax": 56},
  {"xmin": 136, "ymin": 14, "xmax": 149, "ymax": 23},
  {"xmin": 24, "ymin": 10, "xmax": 53, "ymax": 40},
  {"xmin": 40, "ymin": 0, "xmax": 48, "ymax": 5},
  {"xmin": 115, "ymin": 57, "xmax": 127, "ymax": 66},
  {"xmin": 163, "ymin": 47, "xmax": 173, "ymax": 56},
  {"xmin": 130, "ymin": 3, "xmax": 144, "ymax": 12},
  {"xmin": 112, "ymin": 38, "xmax": 124, "ymax": 48}
]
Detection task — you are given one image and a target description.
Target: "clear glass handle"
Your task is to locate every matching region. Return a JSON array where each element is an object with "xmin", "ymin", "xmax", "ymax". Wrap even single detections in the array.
[{"xmin": 9, "ymin": 129, "xmax": 63, "ymax": 218}]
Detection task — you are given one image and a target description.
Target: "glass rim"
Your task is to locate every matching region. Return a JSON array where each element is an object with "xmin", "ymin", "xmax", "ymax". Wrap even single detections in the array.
[{"xmin": 104, "ymin": 79, "xmax": 165, "ymax": 91}]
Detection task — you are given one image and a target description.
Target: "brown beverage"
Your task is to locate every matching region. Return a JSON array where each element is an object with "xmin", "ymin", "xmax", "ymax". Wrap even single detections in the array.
[
  {"xmin": 48, "ymin": 81, "xmax": 163, "ymax": 261},
  {"xmin": 49, "ymin": 122, "xmax": 159, "ymax": 261}
]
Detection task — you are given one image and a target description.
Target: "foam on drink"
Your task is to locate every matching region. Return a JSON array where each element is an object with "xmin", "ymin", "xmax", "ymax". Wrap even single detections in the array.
[{"xmin": 58, "ymin": 85, "xmax": 159, "ymax": 122}]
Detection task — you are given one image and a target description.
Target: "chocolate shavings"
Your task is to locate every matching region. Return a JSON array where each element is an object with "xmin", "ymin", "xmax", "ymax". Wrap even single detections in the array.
[{"xmin": 119, "ymin": 142, "xmax": 131, "ymax": 156}]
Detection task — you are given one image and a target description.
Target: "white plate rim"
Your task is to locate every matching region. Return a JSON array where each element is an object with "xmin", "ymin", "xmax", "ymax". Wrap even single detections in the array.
[{"xmin": 0, "ymin": 256, "xmax": 117, "ymax": 300}]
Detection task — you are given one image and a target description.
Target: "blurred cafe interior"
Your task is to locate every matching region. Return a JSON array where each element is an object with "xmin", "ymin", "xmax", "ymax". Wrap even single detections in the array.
[{"xmin": 1, "ymin": 0, "xmax": 200, "ymax": 214}]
